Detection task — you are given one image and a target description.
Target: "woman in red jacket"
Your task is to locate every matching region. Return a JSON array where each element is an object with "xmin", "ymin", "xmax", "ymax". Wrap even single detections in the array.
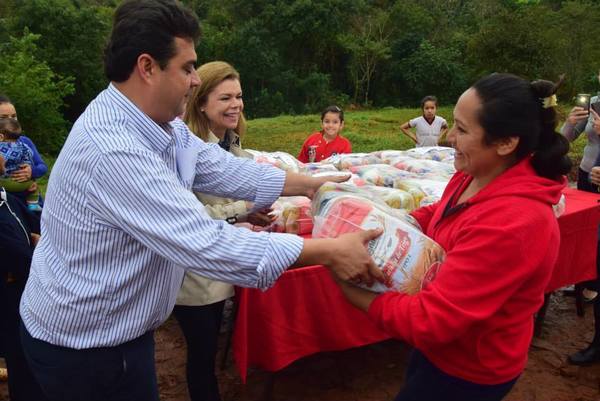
[{"xmin": 334, "ymin": 73, "xmax": 571, "ymax": 401}]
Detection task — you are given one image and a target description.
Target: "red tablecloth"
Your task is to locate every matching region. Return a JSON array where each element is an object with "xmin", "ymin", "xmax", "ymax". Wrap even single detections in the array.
[
  {"xmin": 233, "ymin": 187, "xmax": 600, "ymax": 382},
  {"xmin": 547, "ymin": 187, "xmax": 600, "ymax": 291}
]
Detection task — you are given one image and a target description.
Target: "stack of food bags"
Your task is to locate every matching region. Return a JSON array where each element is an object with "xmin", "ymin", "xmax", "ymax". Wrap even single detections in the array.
[{"xmin": 312, "ymin": 183, "xmax": 445, "ymax": 294}]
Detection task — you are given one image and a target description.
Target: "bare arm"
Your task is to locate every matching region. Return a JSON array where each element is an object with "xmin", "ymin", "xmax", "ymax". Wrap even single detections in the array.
[{"xmin": 400, "ymin": 121, "xmax": 417, "ymax": 143}]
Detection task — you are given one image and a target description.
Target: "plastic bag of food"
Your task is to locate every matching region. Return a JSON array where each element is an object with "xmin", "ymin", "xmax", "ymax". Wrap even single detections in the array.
[
  {"xmin": 368, "ymin": 186, "xmax": 416, "ymax": 211},
  {"xmin": 270, "ymin": 196, "xmax": 313, "ymax": 234},
  {"xmin": 246, "ymin": 149, "xmax": 304, "ymax": 173},
  {"xmin": 387, "ymin": 158, "xmax": 456, "ymax": 177},
  {"xmin": 402, "ymin": 146, "xmax": 455, "ymax": 162},
  {"xmin": 312, "ymin": 183, "xmax": 445, "ymax": 294},
  {"xmin": 311, "ymin": 171, "xmax": 367, "ymax": 187},
  {"xmin": 300, "ymin": 162, "xmax": 339, "ymax": 175},
  {"xmin": 327, "ymin": 153, "xmax": 383, "ymax": 170},
  {"xmin": 349, "ymin": 164, "xmax": 417, "ymax": 188}
]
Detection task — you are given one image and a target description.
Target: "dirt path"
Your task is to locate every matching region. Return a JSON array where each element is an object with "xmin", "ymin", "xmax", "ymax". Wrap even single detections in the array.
[
  {"xmin": 1, "ymin": 291, "xmax": 598, "ymax": 400},
  {"xmin": 154, "ymin": 291, "xmax": 600, "ymax": 401}
]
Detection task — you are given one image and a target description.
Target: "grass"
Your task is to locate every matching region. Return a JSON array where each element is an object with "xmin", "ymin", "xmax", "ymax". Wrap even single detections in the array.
[{"xmin": 37, "ymin": 105, "xmax": 586, "ymax": 194}]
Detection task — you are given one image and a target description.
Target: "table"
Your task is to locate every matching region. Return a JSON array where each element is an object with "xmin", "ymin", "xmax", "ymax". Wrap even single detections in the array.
[{"xmin": 233, "ymin": 188, "xmax": 600, "ymax": 382}]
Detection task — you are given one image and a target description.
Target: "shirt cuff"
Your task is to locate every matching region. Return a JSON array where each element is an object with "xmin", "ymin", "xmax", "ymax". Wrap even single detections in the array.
[
  {"xmin": 255, "ymin": 233, "xmax": 304, "ymax": 289},
  {"xmin": 253, "ymin": 165, "xmax": 286, "ymax": 209}
]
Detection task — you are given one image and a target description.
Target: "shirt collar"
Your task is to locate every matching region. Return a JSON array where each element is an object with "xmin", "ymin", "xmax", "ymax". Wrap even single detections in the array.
[{"xmin": 106, "ymin": 83, "xmax": 174, "ymax": 153}]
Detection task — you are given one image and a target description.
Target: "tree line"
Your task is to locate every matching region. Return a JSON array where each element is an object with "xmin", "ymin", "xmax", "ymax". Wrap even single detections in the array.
[{"xmin": 1, "ymin": 0, "xmax": 599, "ymax": 154}]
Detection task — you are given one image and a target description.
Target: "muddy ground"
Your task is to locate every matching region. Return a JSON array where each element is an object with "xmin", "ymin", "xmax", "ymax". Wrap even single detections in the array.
[
  {"xmin": 155, "ymin": 290, "xmax": 600, "ymax": 401},
  {"xmin": 1, "ymin": 291, "xmax": 598, "ymax": 401}
]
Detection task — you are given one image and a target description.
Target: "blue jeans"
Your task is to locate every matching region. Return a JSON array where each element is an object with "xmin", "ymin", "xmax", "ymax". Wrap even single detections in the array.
[
  {"xmin": 394, "ymin": 350, "xmax": 518, "ymax": 401},
  {"xmin": 20, "ymin": 324, "xmax": 159, "ymax": 401}
]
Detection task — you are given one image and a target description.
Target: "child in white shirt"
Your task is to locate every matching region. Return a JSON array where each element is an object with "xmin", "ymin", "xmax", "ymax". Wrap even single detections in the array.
[{"xmin": 400, "ymin": 95, "xmax": 448, "ymax": 147}]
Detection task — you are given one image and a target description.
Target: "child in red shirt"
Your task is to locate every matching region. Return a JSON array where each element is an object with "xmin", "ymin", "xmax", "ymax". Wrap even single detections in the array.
[{"xmin": 297, "ymin": 105, "xmax": 352, "ymax": 163}]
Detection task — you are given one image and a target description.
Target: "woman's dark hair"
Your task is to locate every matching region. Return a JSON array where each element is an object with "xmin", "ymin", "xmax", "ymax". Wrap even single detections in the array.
[
  {"xmin": 0, "ymin": 94, "xmax": 12, "ymax": 105},
  {"xmin": 421, "ymin": 95, "xmax": 438, "ymax": 109},
  {"xmin": 321, "ymin": 105, "xmax": 344, "ymax": 122},
  {"xmin": 472, "ymin": 73, "xmax": 571, "ymax": 180},
  {"xmin": 104, "ymin": 0, "xmax": 200, "ymax": 82},
  {"xmin": 0, "ymin": 118, "xmax": 21, "ymax": 136}
]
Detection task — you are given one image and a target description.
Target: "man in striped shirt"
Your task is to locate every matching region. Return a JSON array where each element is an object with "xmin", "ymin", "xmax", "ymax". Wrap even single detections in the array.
[{"xmin": 18, "ymin": 1, "xmax": 382, "ymax": 400}]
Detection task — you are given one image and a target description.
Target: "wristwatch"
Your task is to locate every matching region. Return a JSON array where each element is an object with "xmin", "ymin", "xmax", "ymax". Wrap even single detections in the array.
[{"xmin": 225, "ymin": 215, "xmax": 238, "ymax": 225}]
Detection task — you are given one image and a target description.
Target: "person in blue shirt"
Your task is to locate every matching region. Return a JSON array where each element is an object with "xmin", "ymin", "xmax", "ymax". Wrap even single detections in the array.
[
  {"xmin": 0, "ymin": 95, "xmax": 48, "ymax": 181},
  {"xmin": 0, "ymin": 118, "xmax": 42, "ymax": 211},
  {"xmin": 18, "ymin": 1, "xmax": 383, "ymax": 400}
]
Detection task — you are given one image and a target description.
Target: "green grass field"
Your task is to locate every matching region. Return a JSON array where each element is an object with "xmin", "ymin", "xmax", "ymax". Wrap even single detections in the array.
[{"xmin": 38, "ymin": 106, "xmax": 586, "ymax": 194}]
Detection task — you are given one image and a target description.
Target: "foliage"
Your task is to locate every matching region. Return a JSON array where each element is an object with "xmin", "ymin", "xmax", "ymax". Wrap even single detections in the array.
[
  {"xmin": 6, "ymin": 0, "xmax": 112, "ymax": 121},
  {"xmin": 0, "ymin": 30, "xmax": 74, "ymax": 153},
  {"xmin": 3, "ymin": 0, "xmax": 600, "ymax": 155}
]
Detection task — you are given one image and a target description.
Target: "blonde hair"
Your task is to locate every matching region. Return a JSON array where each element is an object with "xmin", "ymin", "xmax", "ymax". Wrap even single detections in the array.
[{"xmin": 184, "ymin": 61, "xmax": 247, "ymax": 141}]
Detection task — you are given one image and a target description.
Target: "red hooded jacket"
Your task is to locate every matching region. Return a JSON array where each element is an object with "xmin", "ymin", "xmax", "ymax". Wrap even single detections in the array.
[{"xmin": 368, "ymin": 157, "xmax": 566, "ymax": 384}]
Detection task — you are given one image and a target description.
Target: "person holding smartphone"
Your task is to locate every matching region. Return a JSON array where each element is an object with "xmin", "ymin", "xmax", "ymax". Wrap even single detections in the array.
[{"xmin": 561, "ymin": 72, "xmax": 600, "ymax": 364}]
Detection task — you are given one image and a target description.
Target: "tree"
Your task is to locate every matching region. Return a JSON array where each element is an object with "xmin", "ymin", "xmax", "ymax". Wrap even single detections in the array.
[
  {"xmin": 0, "ymin": 30, "xmax": 74, "ymax": 154},
  {"xmin": 6, "ymin": 0, "xmax": 111, "ymax": 121},
  {"xmin": 339, "ymin": 8, "xmax": 392, "ymax": 105}
]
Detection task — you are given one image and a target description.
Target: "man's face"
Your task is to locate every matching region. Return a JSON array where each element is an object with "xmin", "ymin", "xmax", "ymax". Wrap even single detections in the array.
[
  {"xmin": 0, "ymin": 103, "xmax": 17, "ymax": 120},
  {"xmin": 154, "ymin": 37, "xmax": 200, "ymax": 122}
]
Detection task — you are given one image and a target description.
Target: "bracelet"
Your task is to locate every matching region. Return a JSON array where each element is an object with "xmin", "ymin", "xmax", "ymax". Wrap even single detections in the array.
[{"xmin": 225, "ymin": 215, "xmax": 238, "ymax": 225}]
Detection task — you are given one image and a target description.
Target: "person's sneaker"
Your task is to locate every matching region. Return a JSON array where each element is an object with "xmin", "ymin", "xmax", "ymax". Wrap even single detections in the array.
[
  {"xmin": 27, "ymin": 203, "xmax": 42, "ymax": 212},
  {"xmin": 568, "ymin": 344, "xmax": 600, "ymax": 366}
]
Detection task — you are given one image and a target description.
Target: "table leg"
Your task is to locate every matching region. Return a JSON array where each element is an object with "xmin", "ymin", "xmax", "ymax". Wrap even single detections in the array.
[{"xmin": 534, "ymin": 293, "xmax": 551, "ymax": 337}]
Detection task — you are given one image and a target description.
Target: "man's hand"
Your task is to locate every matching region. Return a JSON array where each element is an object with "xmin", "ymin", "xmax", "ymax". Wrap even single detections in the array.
[
  {"xmin": 282, "ymin": 171, "xmax": 349, "ymax": 199},
  {"xmin": 295, "ymin": 228, "xmax": 384, "ymax": 286},
  {"xmin": 304, "ymin": 174, "xmax": 350, "ymax": 199},
  {"xmin": 325, "ymin": 228, "xmax": 384, "ymax": 286},
  {"xmin": 11, "ymin": 164, "xmax": 32, "ymax": 182}
]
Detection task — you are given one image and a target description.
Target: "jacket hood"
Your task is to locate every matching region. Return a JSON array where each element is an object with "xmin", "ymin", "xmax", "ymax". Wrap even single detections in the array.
[{"xmin": 460, "ymin": 156, "xmax": 566, "ymax": 207}]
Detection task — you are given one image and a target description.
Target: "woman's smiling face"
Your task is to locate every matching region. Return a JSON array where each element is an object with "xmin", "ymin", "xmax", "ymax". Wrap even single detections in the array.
[
  {"xmin": 202, "ymin": 78, "xmax": 243, "ymax": 137},
  {"xmin": 447, "ymin": 88, "xmax": 505, "ymax": 178}
]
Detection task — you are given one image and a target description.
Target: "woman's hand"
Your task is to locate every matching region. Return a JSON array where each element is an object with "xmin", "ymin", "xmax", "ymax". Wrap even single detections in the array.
[
  {"xmin": 567, "ymin": 106, "xmax": 589, "ymax": 125},
  {"xmin": 11, "ymin": 164, "xmax": 32, "ymax": 182},
  {"xmin": 245, "ymin": 208, "xmax": 276, "ymax": 227}
]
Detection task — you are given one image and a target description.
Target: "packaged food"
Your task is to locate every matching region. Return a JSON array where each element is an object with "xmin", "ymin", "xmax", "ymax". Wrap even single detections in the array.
[{"xmin": 312, "ymin": 183, "xmax": 445, "ymax": 294}]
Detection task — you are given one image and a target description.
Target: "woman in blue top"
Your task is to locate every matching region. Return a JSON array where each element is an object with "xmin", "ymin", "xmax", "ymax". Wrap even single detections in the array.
[{"xmin": 0, "ymin": 95, "xmax": 48, "ymax": 181}]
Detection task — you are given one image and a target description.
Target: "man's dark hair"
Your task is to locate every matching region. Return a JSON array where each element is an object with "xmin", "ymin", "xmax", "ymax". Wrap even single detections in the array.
[{"xmin": 104, "ymin": 0, "xmax": 200, "ymax": 82}]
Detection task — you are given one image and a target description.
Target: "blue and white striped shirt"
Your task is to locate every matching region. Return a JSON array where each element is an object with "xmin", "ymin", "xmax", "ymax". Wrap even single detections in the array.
[{"xmin": 20, "ymin": 84, "xmax": 304, "ymax": 349}]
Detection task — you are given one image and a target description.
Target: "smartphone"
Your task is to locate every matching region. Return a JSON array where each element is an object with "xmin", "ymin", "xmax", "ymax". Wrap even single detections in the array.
[{"xmin": 575, "ymin": 93, "xmax": 591, "ymax": 110}]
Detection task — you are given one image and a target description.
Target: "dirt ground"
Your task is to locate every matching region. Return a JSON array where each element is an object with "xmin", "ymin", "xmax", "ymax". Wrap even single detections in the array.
[
  {"xmin": 155, "ymin": 290, "xmax": 600, "ymax": 401},
  {"xmin": 1, "ymin": 291, "xmax": 599, "ymax": 401}
]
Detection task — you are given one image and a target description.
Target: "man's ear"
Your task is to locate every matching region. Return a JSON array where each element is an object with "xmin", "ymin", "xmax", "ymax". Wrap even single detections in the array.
[
  {"xmin": 496, "ymin": 136, "xmax": 519, "ymax": 156},
  {"xmin": 135, "ymin": 53, "xmax": 157, "ymax": 84}
]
